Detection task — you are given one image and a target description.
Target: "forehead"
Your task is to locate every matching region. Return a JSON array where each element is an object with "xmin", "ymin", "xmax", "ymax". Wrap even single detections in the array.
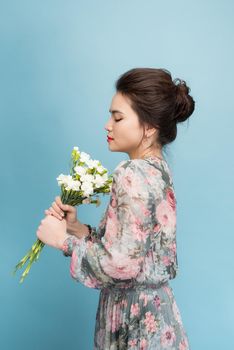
[{"xmin": 109, "ymin": 92, "xmax": 133, "ymax": 114}]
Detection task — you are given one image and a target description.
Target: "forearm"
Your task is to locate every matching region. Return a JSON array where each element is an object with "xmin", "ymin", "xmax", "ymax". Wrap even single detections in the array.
[{"xmin": 69, "ymin": 220, "xmax": 90, "ymax": 239}]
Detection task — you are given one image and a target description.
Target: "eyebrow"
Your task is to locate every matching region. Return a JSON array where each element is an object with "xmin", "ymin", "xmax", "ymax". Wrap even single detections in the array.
[{"xmin": 109, "ymin": 109, "xmax": 125, "ymax": 115}]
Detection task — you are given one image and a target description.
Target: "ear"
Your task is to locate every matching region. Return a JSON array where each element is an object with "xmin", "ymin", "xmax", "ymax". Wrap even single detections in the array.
[{"xmin": 145, "ymin": 124, "xmax": 158, "ymax": 138}]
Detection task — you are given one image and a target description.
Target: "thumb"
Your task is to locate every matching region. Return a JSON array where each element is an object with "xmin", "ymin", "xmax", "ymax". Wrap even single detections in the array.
[{"xmin": 61, "ymin": 203, "xmax": 75, "ymax": 212}]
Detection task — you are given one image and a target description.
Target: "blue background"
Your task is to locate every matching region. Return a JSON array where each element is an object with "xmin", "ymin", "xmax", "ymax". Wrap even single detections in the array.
[{"xmin": 0, "ymin": 1, "xmax": 233, "ymax": 349}]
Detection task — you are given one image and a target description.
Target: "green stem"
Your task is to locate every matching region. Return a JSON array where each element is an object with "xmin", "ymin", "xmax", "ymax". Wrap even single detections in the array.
[{"xmin": 13, "ymin": 239, "xmax": 45, "ymax": 282}]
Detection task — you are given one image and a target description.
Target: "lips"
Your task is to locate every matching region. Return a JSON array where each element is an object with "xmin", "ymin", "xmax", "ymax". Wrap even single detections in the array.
[{"xmin": 107, "ymin": 136, "xmax": 114, "ymax": 140}]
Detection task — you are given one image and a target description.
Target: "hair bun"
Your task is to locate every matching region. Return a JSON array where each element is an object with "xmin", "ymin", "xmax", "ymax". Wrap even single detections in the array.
[{"xmin": 173, "ymin": 78, "xmax": 195, "ymax": 123}]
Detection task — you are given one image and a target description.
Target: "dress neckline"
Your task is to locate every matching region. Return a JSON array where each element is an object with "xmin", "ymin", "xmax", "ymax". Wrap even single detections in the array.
[{"xmin": 142, "ymin": 155, "xmax": 166, "ymax": 162}]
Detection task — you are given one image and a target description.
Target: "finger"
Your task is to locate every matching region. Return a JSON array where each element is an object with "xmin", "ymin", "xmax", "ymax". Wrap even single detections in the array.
[
  {"xmin": 52, "ymin": 201, "xmax": 65, "ymax": 217},
  {"xmin": 55, "ymin": 197, "xmax": 72, "ymax": 212},
  {"xmin": 49, "ymin": 207, "xmax": 63, "ymax": 220},
  {"xmin": 55, "ymin": 196, "xmax": 64, "ymax": 208},
  {"xmin": 48, "ymin": 207, "xmax": 63, "ymax": 220},
  {"xmin": 55, "ymin": 195, "xmax": 62, "ymax": 202}
]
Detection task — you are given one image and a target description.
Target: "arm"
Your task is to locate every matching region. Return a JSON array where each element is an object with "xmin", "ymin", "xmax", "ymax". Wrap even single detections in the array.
[
  {"xmin": 69, "ymin": 220, "xmax": 91, "ymax": 239},
  {"xmin": 61, "ymin": 160, "xmax": 159, "ymax": 289}
]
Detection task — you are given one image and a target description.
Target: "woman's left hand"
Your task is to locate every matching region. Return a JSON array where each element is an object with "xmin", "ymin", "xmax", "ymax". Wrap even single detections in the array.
[{"xmin": 36, "ymin": 214, "xmax": 71, "ymax": 250}]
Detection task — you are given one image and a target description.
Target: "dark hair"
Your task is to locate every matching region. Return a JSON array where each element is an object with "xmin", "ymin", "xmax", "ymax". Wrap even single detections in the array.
[{"xmin": 115, "ymin": 68, "xmax": 195, "ymax": 148}]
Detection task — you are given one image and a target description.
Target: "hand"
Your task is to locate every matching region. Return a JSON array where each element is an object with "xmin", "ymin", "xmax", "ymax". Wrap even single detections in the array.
[
  {"xmin": 36, "ymin": 215, "xmax": 70, "ymax": 250},
  {"xmin": 44, "ymin": 196, "xmax": 80, "ymax": 235}
]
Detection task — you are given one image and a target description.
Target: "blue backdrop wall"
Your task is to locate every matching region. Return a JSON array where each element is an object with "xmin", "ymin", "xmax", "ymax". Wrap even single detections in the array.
[{"xmin": 0, "ymin": 1, "xmax": 233, "ymax": 349}]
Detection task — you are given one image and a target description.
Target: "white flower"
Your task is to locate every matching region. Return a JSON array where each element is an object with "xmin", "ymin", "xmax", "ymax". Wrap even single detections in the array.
[
  {"xmin": 56, "ymin": 173, "xmax": 67, "ymax": 185},
  {"xmin": 73, "ymin": 146, "xmax": 80, "ymax": 152},
  {"xmin": 79, "ymin": 151, "xmax": 91, "ymax": 163},
  {"xmin": 93, "ymin": 160, "xmax": 101, "ymax": 167},
  {"xmin": 93, "ymin": 174, "xmax": 106, "ymax": 188},
  {"xmin": 81, "ymin": 182, "xmax": 94, "ymax": 196},
  {"xmin": 57, "ymin": 174, "xmax": 81, "ymax": 191},
  {"xmin": 56, "ymin": 174, "xmax": 73, "ymax": 186},
  {"xmin": 65, "ymin": 178, "xmax": 81, "ymax": 191},
  {"xmin": 96, "ymin": 165, "xmax": 107, "ymax": 173},
  {"xmin": 86, "ymin": 159, "xmax": 100, "ymax": 169},
  {"xmin": 67, "ymin": 181, "xmax": 80, "ymax": 191},
  {"xmin": 80, "ymin": 174, "xmax": 95, "ymax": 183},
  {"xmin": 101, "ymin": 173, "xmax": 108, "ymax": 181},
  {"xmin": 74, "ymin": 165, "xmax": 87, "ymax": 176},
  {"xmin": 70, "ymin": 180, "xmax": 81, "ymax": 191}
]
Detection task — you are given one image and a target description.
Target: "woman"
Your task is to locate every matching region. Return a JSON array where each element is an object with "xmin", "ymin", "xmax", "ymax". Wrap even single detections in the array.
[{"xmin": 37, "ymin": 67, "xmax": 195, "ymax": 349}]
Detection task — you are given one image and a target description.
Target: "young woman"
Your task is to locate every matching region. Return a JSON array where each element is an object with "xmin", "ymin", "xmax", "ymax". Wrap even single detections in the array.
[{"xmin": 37, "ymin": 67, "xmax": 195, "ymax": 349}]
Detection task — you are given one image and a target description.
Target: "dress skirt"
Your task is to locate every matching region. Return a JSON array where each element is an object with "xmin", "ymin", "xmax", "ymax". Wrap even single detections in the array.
[{"xmin": 94, "ymin": 282, "xmax": 190, "ymax": 350}]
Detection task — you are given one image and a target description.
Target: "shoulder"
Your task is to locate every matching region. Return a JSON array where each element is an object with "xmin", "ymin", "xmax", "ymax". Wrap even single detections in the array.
[
  {"xmin": 114, "ymin": 158, "xmax": 164, "ymax": 178},
  {"xmin": 112, "ymin": 159, "xmax": 150, "ymax": 199},
  {"xmin": 114, "ymin": 159, "xmax": 146, "ymax": 177},
  {"xmin": 112, "ymin": 159, "xmax": 155, "ymax": 190},
  {"xmin": 113, "ymin": 158, "xmax": 173, "ymax": 189}
]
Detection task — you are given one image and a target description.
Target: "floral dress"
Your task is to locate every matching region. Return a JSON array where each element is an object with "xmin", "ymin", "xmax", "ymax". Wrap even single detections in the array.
[{"xmin": 62, "ymin": 156, "xmax": 190, "ymax": 350}]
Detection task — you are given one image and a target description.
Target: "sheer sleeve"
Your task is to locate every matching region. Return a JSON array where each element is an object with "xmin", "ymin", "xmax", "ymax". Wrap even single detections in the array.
[{"xmin": 61, "ymin": 160, "xmax": 156, "ymax": 289}]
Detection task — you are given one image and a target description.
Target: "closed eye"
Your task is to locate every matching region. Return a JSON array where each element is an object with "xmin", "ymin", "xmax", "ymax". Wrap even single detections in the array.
[{"xmin": 115, "ymin": 119, "xmax": 122, "ymax": 122}]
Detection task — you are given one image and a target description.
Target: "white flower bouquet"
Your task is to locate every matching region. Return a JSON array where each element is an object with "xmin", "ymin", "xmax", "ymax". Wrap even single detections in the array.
[{"xmin": 13, "ymin": 146, "xmax": 113, "ymax": 283}]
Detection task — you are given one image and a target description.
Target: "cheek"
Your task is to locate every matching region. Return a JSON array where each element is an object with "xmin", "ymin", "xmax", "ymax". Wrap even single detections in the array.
[
  {"xmin": 114, "ymin": 120, "xmax": 142, "ymax": 145},
  {"xmin": 123, "ymin": 124, "xmax": 142, "ymax": 142}
]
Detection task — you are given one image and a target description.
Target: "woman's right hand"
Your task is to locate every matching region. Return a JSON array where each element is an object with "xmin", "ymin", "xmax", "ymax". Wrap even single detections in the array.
[{"xmin": 44, "ymin": 196, "xmax": 80, "ymax": 235}]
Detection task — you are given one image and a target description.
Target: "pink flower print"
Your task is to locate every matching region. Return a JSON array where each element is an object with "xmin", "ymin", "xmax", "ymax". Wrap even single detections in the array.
[
  {"xmin": 130, "ymin": 303, "xmax": 140, "ymax": 317},
  {"xmin": 132, "ymin": 220, "xmax": 149, "ymax": 243},
  {"xmin": 140, "ymin": 338, "xmax": 148, "ymax": 350},
  {"xmin": 70, "ymin": 251, "xmax": 78, "ymax": 279},
  {"xmin": 166, "ymin": 188, "xmax": 176, "ymax": 211},
  {"xmin": 169, "ymin": 241, "xmax": 177, "ymax": 255},
  {"xmin": 62, "ymin": 240, "xmax": 69, "ymax": 254},
  {"xmin": 146, "ymin": 249, "xmax": 153, "ymax": 259},
  {"xmin": 121, "ymin": 299, "xmax": 128, "ymax": 307},
  {"xmin": 144, "ymin": 311, "xmax": 157, "ymax": 333},
  {"xmin": 179, "ymin": 337, "xmax": 189, "ymax": 350},
  {"xmin": 139, "ymin": 202, "xmax": 151, "ymax": 217},
  {"xmin": 144, "ymin": 178, "xmax": 150, "ymax": 185},
  {"xmin": 122, "ymin": 172, "xmax": 133, "ymax": 192},
  {"xmin": 103, "ymin": 240, "xmax": 112, "ymax": 250},
  {"xmin": 156, "ymin": 199, "xmax": 176, "ymax": 228},
  {"xmin": 163, "ymin": 285, "xmax": 173, "ymax": 298},
  {"xmin": 172, "ymin": 300, "xmax": 183, "ymax": 325},
  {"xmin": 163, "ymin": 285, "xmax": 175, "ymax": 307},
  {"xmin": 96, "ymin": 328, "xmax": 105, "ymax": 348},
  {"xmin": 128, "ymin": 339, "xmax": 137, "ymax": 347},
  {"xmin": 160, "ymin": 324, "xmax": 176, "ymax": 347},
  {"xmin": 105, "ymin": 209, "xmax": 118, "ymax": 241},
  {"xmin": 153, "ymin": 223, "xmax": 161, "ymax": 233},
  {"xmin": 143, "ymin": 207, "xmax": 151, "ymax": 216},
  {"xmin": 162, "ymin": 255, "xmax": 171, "ymax": 266},
  {"xmin": 139, "ymin": 292, "xmax": 149, "ymax": 306},
  {"xmin": 107, "ymin": 206, "xmax": 116, "ymax": 220},
  {"xmin": 84, "ymin": 276, "xmax": 101, "ymax": 288},
  {"xmin": 122, "ymin": 168, "xmax": 142, "ymax": 196},
  {"xmin": 153, "ymin": 295, "xmax": 161, "ymax": 309},
  {"xmin": 110, "ymin": 195, "xmax": 117, "ymax": 208},
  {"xmin": 86, "ymin": 240, "xmax": 94, "ymax": 249},
  {"xmin": 146, "ymin": 167, "xmax": 162, "ymax": 178},
  {"xmin": 111, "ymin": 304, "xmax": 121, "ymax": 333},
  {"xmin": 100, "ymin": 251, "xmax": 141, "ymax": 279}
]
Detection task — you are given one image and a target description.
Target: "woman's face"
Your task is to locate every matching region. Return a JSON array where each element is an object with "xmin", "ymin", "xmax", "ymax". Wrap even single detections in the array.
[{"xmin": 104, "ymin": 92, "xmax": 148, "ymax": 159}]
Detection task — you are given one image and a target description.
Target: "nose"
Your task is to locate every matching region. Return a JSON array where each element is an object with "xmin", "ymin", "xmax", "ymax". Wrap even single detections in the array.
[{"xmin": 104, "ymin": 118, "xmax": 112, "ymax": 132}]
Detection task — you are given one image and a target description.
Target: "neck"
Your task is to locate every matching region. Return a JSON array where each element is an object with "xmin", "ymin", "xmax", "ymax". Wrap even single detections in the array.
[{"xmin": 129, "ymin": 149, "xmax": 163, "ymax": 160}]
